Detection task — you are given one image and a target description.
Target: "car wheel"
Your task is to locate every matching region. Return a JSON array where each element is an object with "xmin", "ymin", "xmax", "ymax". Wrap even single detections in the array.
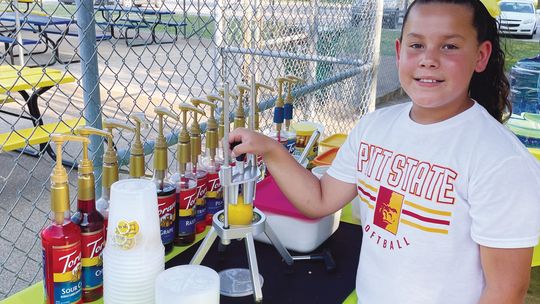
[{"xmin": 526, "ymin": 34, "xmax": 534, "ymax": 39}]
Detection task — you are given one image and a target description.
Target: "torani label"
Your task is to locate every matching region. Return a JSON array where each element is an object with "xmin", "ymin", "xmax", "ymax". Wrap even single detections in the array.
[
  {"xmin": 158, "ymin": 192, "xmax": 176, "ymax": 245},
  {"xmin": 81, "ymin": 230, "xmax": 103, "ymax": 293},
  {"xmin": 47, "ymin": 242, "xmax": 82, "ymax": 304}
]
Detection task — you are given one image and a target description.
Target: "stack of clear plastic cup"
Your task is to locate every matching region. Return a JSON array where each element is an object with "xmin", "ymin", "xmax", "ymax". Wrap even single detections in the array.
[{"xmin": 103, "ymin": 179, "xmax": 165, "ymax": 304}]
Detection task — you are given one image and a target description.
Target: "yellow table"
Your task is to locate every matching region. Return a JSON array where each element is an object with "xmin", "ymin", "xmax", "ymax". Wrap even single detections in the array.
[{"xmin": 0, "ymin": 65, "xmax": 76, "ymax": 161}]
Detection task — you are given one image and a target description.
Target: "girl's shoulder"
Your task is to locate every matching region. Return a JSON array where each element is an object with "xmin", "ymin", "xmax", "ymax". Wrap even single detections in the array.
[{"xmin": 469, "ymin": 104, "xmax": 539, "ymax": 169}]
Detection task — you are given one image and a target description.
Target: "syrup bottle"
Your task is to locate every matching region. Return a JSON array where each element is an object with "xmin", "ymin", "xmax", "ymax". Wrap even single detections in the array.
[
  {"xmin": 72, "ymin": 126, "xmax": 109, "ymax": 302},
  {"xmin": 191, "ymin": 97, "xmax": 219, "ymax": 233},
  {"xmin": 202, "ymin": 94, "xmax": 224, "ymax": 225},
  {"xmin": 96, "ymin": 118, "xmax": 135, "ymax": 241},
  {"xmin": 42, "ymin": 134, "xmax": 86, "ymax": 304},
  {"xmin": 152, "ymin": 107, "xmax": 178, "ymax": 254},
  {"xmin": 172, "ymin": 103, "xmax": 204, "ymax": 246}
]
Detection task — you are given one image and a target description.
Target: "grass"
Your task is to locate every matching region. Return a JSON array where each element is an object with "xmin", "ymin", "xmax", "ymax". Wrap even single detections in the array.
[
  {"xmin": 502, "ymin": 37, "xmax": 540, "ymax": 70},
  {"xmin": 527, "ymin": 266, "xmax": 540, "ymax": 304}
]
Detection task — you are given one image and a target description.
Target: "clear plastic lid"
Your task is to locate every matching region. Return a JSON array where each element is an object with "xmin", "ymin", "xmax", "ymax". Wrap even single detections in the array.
[{"xmin": 218, "ymin": 268, "xmax": 264, "ymax": 297}]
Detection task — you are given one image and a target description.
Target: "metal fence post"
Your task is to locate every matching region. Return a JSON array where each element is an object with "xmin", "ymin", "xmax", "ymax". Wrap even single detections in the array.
[{"xmin": 75, "ymin": 0, "xmax": 104, "ymax": 198}]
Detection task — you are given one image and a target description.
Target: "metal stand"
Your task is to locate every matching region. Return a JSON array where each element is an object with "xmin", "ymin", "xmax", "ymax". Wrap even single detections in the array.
[
  {"xmin": 190, "ymin": 82, "xmax": 294, "ymax": 303},
  {"xmin": 190, "ymin": 208, "xmax": 293, "ymax": 303}
]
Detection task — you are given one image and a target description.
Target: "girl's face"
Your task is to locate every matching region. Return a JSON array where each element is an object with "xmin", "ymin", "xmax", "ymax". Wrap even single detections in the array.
[{"xmin": 395, "ymin": 3, "xmax": 492, "ymax": 124}]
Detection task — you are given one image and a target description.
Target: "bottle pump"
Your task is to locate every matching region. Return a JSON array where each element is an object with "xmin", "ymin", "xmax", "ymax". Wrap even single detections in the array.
[
  {"xmin": 129, "ymin": 112, "xmax": 150, "ymax": 178},
  {"xmin": 268, "ymin": 77, "xmax": 295, "ymax": 153},
  {"xmin": 283, "ymin": 75, "xmax": 304, "ymax": 131},
  {"xmin": 72, "ymin": 126, "xmax": 110, "ymax": 302},
  {"xmin": 283, "ymin": 75, "xmax": 304, "ymax": 153},
  {"xmin": 253, "ymin": 82, "xmax": 274, "ymax": 132},
  {"xmin": 42, "ymin": 134, "xmax": 86, "ymax": 304},
  {"xmin": 217, "ymin": 88, "xmax": 237, "ymax": 142},
  {"xmin": 97, "ymin": 118, "xmax": 135, "ymax": 240},
  {"xmin": 204, "ymin": 94, "xmax": 225, "ymax": 225},
  {"xmin": 233, "ymin": 84, "xmax": 251, "ymax": 129},
  {"xmin": 153, "ymin": 107, "xmax": 178, "ymax": 254},
  {"xmin": 191, "ymin": 97, "xmax": 216, "ymax": 233},
  {"xmin": 173, "ymin": 103, "xmax": 204, "ymax": 246}
]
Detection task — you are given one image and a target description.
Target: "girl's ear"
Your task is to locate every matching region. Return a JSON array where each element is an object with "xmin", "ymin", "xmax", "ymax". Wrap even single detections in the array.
[
  {"xmin": 474, "ymin": 40, "xmax": 492, "ymax": 73},
  {"xmin": 395, "ymin": 38, "xmax": 401, "ymax": 65}
]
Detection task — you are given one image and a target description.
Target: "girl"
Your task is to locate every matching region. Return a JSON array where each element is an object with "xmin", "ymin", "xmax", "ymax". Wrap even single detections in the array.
[{"xmin": 229, "ymin": 0, "xmax": 540, "ymax": 302}]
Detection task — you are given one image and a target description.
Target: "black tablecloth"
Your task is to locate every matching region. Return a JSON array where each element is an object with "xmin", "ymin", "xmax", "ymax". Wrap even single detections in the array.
[{"xmin": 166, "ymin": 222, "xmax": 363, "ymax": 304}]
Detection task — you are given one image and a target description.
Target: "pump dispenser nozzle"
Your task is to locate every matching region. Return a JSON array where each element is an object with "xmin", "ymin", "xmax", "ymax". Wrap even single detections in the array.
[
  {"xmin": 253, "ymin": 82, "xmax": 274, "ymax": 131},
  {"xmin": 275, "ymin": 77, "xmax": 289, "ymax": 137},
  {"xmin": 102, "ymin": 118, "xmax": 135, "ymax": 189},
  {"xmin": 50, "ymin": 134, "xmax": 89, "ymax": 224},
  {"xmin": 189, "ymin": 98, "xmax": 209, "ymax": 172},
  {"xmin": 194, "ymin": 97, "xmax": 219, "ymax": 164},
  {"xmin": 234, "ymin": 84, "xmax": 251, "ymax": 129},
  {"xmin": 99, "ymin": 119, "xmax": 135, "ymax": 238},
  {"xmin": 177, "ymin": 103, "xmax": 205, "ymax": 175},
  {"xmin": 153, "ymin": 107, "xmax": 177, "ymax": 183},
  {"xmin": 74, "ymin": 126, "xmax": 112, "ymax": 201},
  {"xmin": 284, "ymin": 75, "xmax": 304, "ymax": 131},
  {"xmin": 129, "ymin": 113, "xmax": 150, "ymax": 178},
  {"xmin": 217, "ymin": 88, "xmax": 237, "ymax": 141}
]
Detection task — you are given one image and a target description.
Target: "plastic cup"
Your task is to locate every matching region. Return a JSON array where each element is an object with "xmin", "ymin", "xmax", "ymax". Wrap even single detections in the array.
[
  {"xmin": 155, "ymin": 265, "xmax": 220, "ymax": 304},
  {"xmin": 107, "ymin": 179, "xmax": 163, "ymax": 251}
]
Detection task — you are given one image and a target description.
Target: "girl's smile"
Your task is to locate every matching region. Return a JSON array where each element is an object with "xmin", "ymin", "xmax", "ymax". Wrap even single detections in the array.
[{"xmin": 395, "ymin": 3, "xmax": 492, "ymax": 124}]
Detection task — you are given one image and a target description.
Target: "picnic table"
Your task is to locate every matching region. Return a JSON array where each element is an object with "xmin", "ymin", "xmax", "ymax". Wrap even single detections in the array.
[
  {"xmin": 0, "ymin": 65, "xmax": 81, "ymax": 164},
  {"xmin": 0, "ymin": 12, "xmax": 110, "ymax": 66},
  {"xmin": 95, "ymin": 5, "xmax": 186, "ymax": 46}
]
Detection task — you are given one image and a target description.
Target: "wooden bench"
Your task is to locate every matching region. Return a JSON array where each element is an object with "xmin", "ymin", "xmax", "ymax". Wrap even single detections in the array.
[{"xmin": 0, "ymin": 118, "xmax": 85, "ymax": 152}]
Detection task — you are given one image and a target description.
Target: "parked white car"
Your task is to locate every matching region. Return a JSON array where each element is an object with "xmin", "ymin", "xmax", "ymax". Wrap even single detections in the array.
[{"xmin": 497, "ymin": 0, "xmax": 538, "ymax": 39}]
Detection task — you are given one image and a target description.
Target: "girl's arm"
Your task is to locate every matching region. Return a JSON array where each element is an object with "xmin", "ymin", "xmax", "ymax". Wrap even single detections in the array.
[
  {"xmin": 229, "ymin": 128, "xmax": 357, "ymax": 218},
  {"xmin": 478, "ymin": 246, "xmax": 533, "ymax": 304}
]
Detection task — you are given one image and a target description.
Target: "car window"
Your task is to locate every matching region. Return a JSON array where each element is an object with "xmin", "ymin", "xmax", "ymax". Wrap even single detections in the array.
[{"xmin": 499, "ymin": 2, "xmax": 534, "ymax": 13}]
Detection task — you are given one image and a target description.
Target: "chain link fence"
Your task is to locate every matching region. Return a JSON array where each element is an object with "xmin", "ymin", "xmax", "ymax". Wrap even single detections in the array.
[{"xmin": 0, "ymin": 0, "xmax": 383, "ymax": 298}]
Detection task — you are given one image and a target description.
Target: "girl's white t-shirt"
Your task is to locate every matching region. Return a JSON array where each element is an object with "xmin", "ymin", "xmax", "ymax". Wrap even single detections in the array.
[{"xmin": 328, "ymin": 102, "xmax": 540, "ymax": 304}]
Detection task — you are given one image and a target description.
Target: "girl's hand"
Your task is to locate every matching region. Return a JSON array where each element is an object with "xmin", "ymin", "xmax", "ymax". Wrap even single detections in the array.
[{"xmin": 228, "ymin": 128, "xmax": 282, "ymax": 158}]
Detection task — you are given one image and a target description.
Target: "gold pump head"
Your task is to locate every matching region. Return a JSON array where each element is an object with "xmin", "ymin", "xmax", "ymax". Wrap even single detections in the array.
[
  {"xmin": 199, "ymin": 97, "xmax": 220, "ymax": 160},
  {"xmin": 153, "ymin": 106, "xmax": 177, "ymax": 172},
  {"xmin": 190, "ymin": 97, "xmax": 211, "ymax": 166},
  {"xmin": 49, "ymin": 134, "xmax": 89, "ymax": 222},
  {"xmin": 283, "ymin": 75, "xmax": 304, "ymax": 130},
  {"xmin": 102, "ymin": 118, "xmax": 135, "ymax": 164},
  {"xmin": 284, "ymin": 75, "xmax": 304, "ymax": 103},
  {"xmin": 74, "ymin": 126, "xmax": 112, "ymax": 175},
  {"xmin": 129, "ymin": 112, "xmax": 150, "ymax": 178},
  {"xmin": 276, "ymin": 77, "xmax": 290, "ymax": 108},
  {"xmin": 177, "ymin": 103, "xmax": 205, "ymax": 173},
  {"xmin": 234, "ymin": 84, "xmax": 251, "ymax": 129},
  {"xmin": 75, "ymin": 126, "xmax": 112, "ymax": 201},
  {"xmin": 253, "ymin": 82, "xmax": 274, "ymax": 131},
  {"xmin": 102, "ymin": 118, "xmax": 135, "ymax": 189}
]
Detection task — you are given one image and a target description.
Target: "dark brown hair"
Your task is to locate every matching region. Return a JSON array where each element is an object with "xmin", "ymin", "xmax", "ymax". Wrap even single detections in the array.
[{"xmin": 400, "ymin": 0, "xmax": 511, "ymax": 123}]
